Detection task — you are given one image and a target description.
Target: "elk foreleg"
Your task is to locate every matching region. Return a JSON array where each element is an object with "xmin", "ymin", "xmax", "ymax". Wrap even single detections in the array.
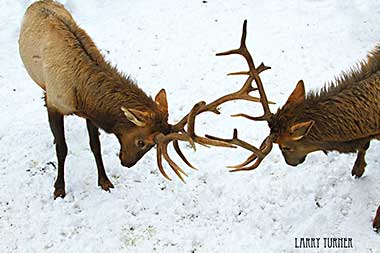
[
  {"xmin": 352, "ymin": 141, "xmax": 370, "ymax": 178},
  {"xmin": 86, "ymin": 119, "xmax": 114, "ymax": 191},
  {"xmin": 373, "ymin": 205, "xmax": 380, "ymax": 232},
  {"xmin": 47, "ymin": 108, "xmax": 68, "ymax": 199}
]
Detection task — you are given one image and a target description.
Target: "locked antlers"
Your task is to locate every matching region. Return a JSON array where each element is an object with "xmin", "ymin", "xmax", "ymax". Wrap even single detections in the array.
[
  {"xmin": 206, "ymin": 20, "xmax": 275, "ymax": 171},
  {"xmin": 153, "ymin": 20, "xmax": 274, "ymax": 181}
]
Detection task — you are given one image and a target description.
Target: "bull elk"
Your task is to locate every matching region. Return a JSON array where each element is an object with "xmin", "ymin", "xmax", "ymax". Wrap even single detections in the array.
[
  {"xmin": 19, "ymin": 1, "xmax": 264, "ymax": 199},
  {"xmin": 208, "ymin": 21, "xmax": 380, "ymax": 231}
]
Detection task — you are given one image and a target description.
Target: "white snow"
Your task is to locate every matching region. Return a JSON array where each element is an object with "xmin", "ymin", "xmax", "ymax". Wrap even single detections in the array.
[{"xmin": 1, "ymin": 0, "xmax": 380, "ymax": 252}]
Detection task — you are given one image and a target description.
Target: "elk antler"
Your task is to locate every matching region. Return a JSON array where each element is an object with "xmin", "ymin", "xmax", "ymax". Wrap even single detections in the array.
[
  {"xmin": 205, "ymin": 20, "xmax": 275, "ymax": 171},
  {"xmin": 217, "ymin": 20, "xmax": 273, "ymax": 121},
  {"xmin": 206, "ymin": 130, "xmax": 275, "ymax": 171},
  {"xmin": 153, "ymin": 20, "xmax": 274, "ymax": 182}
]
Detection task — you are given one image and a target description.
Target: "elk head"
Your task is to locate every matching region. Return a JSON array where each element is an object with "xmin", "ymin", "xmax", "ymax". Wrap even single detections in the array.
[
  {"xmin": 269, "ymin": 80, "xmax": 317, "ymax": 166},
  {"xmin": 116, "ymin": 89, "xmax": 170, "ymax": 168}
]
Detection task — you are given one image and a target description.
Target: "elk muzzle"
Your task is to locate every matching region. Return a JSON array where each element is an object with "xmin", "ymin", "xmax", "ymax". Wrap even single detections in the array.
[
  {"xmin": 119, "ymin": 146, "xmax": 153, "ymax": 168},
  {"xmin": 119, "ymin": 152, "xmax": 138, "ymax": 168},
  {"xmin": 282, "ymin": 152, "xmax": 306, "ymax": 166}
]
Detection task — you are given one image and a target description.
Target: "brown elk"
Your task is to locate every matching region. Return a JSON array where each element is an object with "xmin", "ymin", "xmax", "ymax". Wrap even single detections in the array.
[
  {"xmin": 19, "ymin": 1, "xmax": 264, "ymax": 199},
  {"xmin": 208, "ymin": 21, "xmax": 380, "ymax": 231}
]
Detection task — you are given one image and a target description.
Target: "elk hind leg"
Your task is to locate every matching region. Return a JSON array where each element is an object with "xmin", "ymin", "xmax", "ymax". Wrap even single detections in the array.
[
  {"xmin": 47, "ymin": 107, "xmax": 68, "ymax": 199},
  {"xmin": 86, "ymin": 119, "xmax": 114, "ymax": 191},
  {"xmin": 351, "ymin": 141, "xmax": 370, "ymax": 178}
]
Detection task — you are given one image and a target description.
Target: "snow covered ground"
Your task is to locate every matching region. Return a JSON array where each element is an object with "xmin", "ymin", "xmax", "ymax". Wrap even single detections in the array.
[{"xmin": 1, "ymin": 0, "xmax": 380, "ymax": 252}]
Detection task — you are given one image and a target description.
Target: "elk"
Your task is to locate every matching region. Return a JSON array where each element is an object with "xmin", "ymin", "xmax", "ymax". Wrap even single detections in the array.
[
  {"xmin": 19, "ymin": 1, "xmax": 263, "ymax": 199},
  {"xmin": 207, "ymin": 21, "xmax": 380, "ymax": 231}
]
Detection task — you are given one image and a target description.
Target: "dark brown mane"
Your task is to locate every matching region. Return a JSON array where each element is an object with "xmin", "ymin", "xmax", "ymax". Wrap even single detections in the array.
[
  {"xmin": 306, "ymin": 45, "xmax": 380, "ymax": 102},
  {"xmin": 41, "ymin": 6, "xmax": 137, "ymax": 87},
  {"xmin": 78, "ymin": 69, "xmax": 165, "ymax": 131},
  {"xmin": 41, "ymin": 7, "xmax": 107, "ymax": 67}
]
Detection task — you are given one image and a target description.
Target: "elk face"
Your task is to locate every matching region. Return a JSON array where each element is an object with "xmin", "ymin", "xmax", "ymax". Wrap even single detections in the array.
[
  {"xmin": 275, "ymin": 125, "xmax": 315, "ymax": 166},
  {"xmin": 269, "ymin": 80, "xmax": 316, "ymax": 166},
  {"xmin": 116, "ymin": 89, "xmax": 170, "ymax": 168},
  {"xmin": 116, "ymin": 125, "xmax": 157, "ymax": 167}
]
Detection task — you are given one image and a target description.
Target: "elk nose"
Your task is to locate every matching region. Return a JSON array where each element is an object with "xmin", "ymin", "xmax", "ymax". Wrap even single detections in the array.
[
  {"xmin": 285, "ymin": 156, "xmax": 306, "ymax": 166},
  {"xmin": 119, "ymin": 152, "xmax": 137, "ymax": 168},
  {"xmin": 121, "ymin": 160, "xmax": 137, "ymax": 168},
  {"xmin": 285, "ymin": 161, "xmax": 299, "ymax": 167}
]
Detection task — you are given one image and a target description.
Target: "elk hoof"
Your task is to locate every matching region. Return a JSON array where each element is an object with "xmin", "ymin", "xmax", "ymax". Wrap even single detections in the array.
[
  {"xmin": 351, "ymin": 161, "xmax": 366, "ymax": 178},
  {"xmin": 373, "ymin": 206, "xmax": 380, "ymax": 232},
  {"xmin": 98, "ymin": 178, "xmax": 114, "ymax": 191},
  {"xmin": 54, "ymin": 187, "xmax": 66, "ymax": 199}
]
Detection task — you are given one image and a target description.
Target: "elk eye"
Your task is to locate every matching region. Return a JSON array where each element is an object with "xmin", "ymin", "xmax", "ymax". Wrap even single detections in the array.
[
  {"xmin": 282, "ymin": 146, "xmax": 292, "ymax": 151},
  {"xmin": 137, "ymin": 140, "xmax": 146, "ymax": 148}
]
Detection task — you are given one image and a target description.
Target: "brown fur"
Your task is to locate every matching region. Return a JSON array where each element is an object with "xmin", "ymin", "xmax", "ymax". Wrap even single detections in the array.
[
  {"xmin": 269, "ymin": 44, "xmax": 380, "ymax": 171},
  {"xmin": 19, "ymin": 0, "xmax": 170, "ymax": 198}
]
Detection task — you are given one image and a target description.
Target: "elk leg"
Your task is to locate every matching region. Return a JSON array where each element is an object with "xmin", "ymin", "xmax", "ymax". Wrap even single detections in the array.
[
  {"xmin": 86, "ymin": 119, "xmax": 114, "ymax": 191},
  {"xmin": 47, "ymin": 108, "xmax": 67, "ymax": 199},
  {"xmin": 373, "ymin": 205, "xmax": 380, "ymax": 232},
  {"xmin": 351, "ymin": 141, "xmax": 370, "ymax": 178}
]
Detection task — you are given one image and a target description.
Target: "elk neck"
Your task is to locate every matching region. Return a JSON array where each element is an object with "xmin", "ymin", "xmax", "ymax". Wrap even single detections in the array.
[{"xmin": 73, "ymin": 64, "xmax": 163, "ymax": 133}]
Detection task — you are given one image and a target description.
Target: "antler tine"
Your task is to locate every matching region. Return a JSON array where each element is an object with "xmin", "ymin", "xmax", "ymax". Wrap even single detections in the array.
[
  {"xmin": 206, "ymin": 129, "xmax": 260, "ymax": 153},
  {"xmin": 173, "ymin": 140, "xmax": 197, "ymax": 170},
  {"xmin": 228, "ymin": 63, "xmax": 271, "ymax": 76},
  {"xmin": 216, "ymin": 20, "xmax": 255, "ymax": 71},
  {"xmin": 155, "ymin": 133, "xmax": 190, "ymax": 183},
  {"xmin": 154, "ymin": 131, "xmax": 235, "ymax": 182},
  {"xmin": 206, "ymin": 129, "xmax": 274, "ymax": 171},
  {"xmin": 216, "ymin": 20, "xmax": 273, "ymax": 122},
  {"xmin": 229, "ymin": 136, "xmax": 273, "ymax": 171},
  {"xmin": 156, "ymin": 146, "xmax": 171, "ymax": 181},
  {"xmin": 186, "ymin": 101, "xmax": 239, "ymax": 149},
  {"xmin": 161, "ymin": 148, "xmax": 188, "ymax": 183}
]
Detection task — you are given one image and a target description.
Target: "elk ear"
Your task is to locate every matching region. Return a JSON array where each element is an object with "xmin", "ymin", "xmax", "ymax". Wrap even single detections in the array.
[
  {"xmin": 286, "ymin": 80, "xmax": 305, "ymax": 105},
  {"xmin": 121, "ymin": 107, "xmax": 148, "ymax": 127},
  {"xmin": 155, "ymin": 89, "xmax": 168, "ymax": 114},
  {"xmin": 289, "ymin": 120, "xmax": 315, "ymax": 141}
]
